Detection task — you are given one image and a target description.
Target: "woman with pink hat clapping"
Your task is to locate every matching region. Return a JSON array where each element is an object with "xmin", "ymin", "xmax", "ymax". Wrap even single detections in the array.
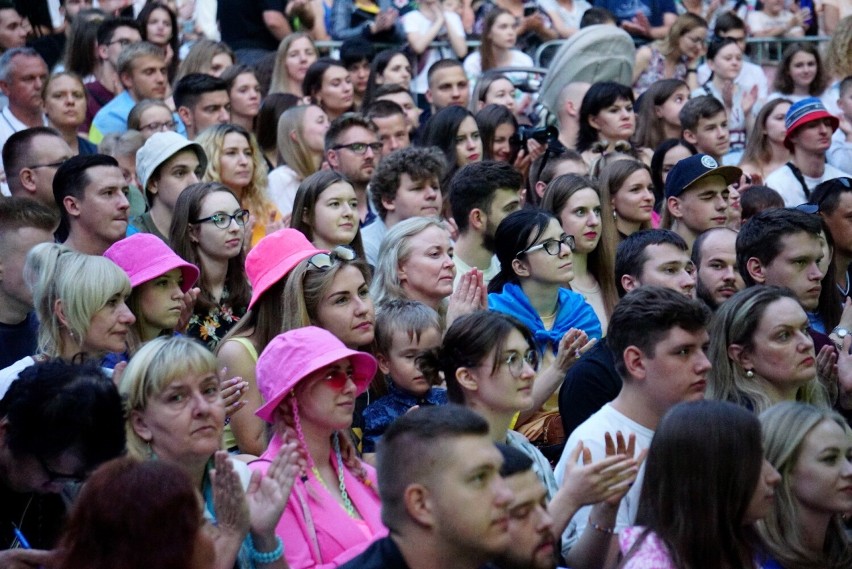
[
  {"xmin": 104, "ymin": 233, "xmax": 200, "ymax": 358},
  {"xmin": 250, "ymin": 326, "xmax": 386, "ymax": 569},
  {"xmin": 217, "ymin": 229, "xmax": 323, "ymax": 456}
]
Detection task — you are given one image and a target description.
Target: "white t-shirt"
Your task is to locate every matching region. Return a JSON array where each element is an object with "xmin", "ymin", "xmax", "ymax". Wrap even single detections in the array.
[
  {"xmin": 452, "ymin": 251, "xmax": 501, "ymax": 289},
  {"xmin": 746, "ymin": 10, "xmax": 803, "ymax": 36},
  {"xmin": 538, "ymin": 0, "xmax": 591, "ymax": 31},
  {"xmin": 403, "ymin": 10, "xmax": 465, "ymax": 95},
  {"xmin": 267, "ymin": 164, "xmax": 302, "ymax": 218},
  {"xmin": 696, "ymin": 60, "xmax": 768, "ymax": 103},
  {"xmin": 463, "ymin": 50, "xmax": 534, "ymax": 83},
  {"xmin": 554, "ymin": 403, "xmax": 654, "ymax": 552},
  {"xmin": 765, "ymin": 162, "xmax": 852, "ymax": 206},
  {"xmin": 361, "ymin": 217, "xmax": 388, "ymax": 266},
  {"xmin": 0, "ymin": 356, "xmax": 36, "ymax": 399},
  {"xmin": 828, "ymin": 128, "xmax": 852, "ymax": 174}
]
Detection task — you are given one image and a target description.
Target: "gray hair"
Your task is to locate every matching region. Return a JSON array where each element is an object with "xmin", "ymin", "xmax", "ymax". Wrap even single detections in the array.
[
  {"xmin": 117, "ymin": 42, "xmax": 164, "ymax": 77},
  {"xmin": 0, "ymin": 47, "xmax": 42, "ymax": 83},
  {"xmin": 370, "ymin": 217, "xmax": 449, "ymax": 307}
]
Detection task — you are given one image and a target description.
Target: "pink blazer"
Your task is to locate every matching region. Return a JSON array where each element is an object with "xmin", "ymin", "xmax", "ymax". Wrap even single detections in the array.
[{"xmin": 250, "ymin": 432, "xmax": 388, "ymax": 569}]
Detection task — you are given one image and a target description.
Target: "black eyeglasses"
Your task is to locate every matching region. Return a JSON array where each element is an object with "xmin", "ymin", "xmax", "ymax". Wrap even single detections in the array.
[
  {"xmin": 307, "ymin": 245, "xmax": 358, "ymax": 270},
  {"xmin": 517, "ymin": 234, "xmax": 575, "ymax": 257},
  {"xmin": 332, "ymin": 142, "xmax": 383, "ymax": 155},
  {"xmin": 25, "ymin": 158, "xmax": 69, "ymax": 170},
  {"xmin": 38, "ymin": 456, "xmax": 85, "ymax": 485},
  {"xmin": 192, "ymin": 209, "xmax": 250, "ymax": 229}
]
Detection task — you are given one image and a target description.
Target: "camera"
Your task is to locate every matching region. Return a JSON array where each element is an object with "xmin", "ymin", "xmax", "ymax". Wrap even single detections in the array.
[{"xmin": 517, "ymin": 124, "xmax": 558, "ymax": 149}]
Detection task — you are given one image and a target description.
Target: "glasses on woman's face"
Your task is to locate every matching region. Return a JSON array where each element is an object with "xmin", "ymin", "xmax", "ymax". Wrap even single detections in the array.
[
  {"xmin": 517, "ymin": 234, "xmax": 575, "ymax": 257},
  {"xmin": 307, "ymin": 245, "xmax": 358, "ymax": 270},
  {"xmin": 140, "ymin": 120, "xmax": 177, "ymax": 133},
  {"xmin": 322, "ymin": 367, "xmax": 356, "ymax": 390},
  {"xmin": 502, "ymin": 349, "xmax": 539, "ymax": 378},
  {"xmin": 192, "ymin": 209, "xmax": 250, "ymax": 229}
]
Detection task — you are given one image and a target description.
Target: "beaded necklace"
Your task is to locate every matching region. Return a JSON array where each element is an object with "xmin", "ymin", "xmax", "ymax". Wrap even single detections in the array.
[{"xmin": 310, "ymin": 433, "xmax": 357, "ymax": 518}]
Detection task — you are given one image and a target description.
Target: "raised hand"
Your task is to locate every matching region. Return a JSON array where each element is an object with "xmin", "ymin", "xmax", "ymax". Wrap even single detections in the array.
[{"xmin": 553, "ymin": 328, "xmax": 595, "ymax": 373}]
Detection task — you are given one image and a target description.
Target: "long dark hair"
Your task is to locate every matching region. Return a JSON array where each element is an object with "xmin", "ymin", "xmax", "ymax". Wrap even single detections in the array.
[
  {"xmin": 773, "ymin": 42, "xmax": 828, "ymax": 96},
  {"xmin": 290, "ymin": 170, "xmax": 365, "ymax": 258},
  {"xmin": 421, "ymin": 105, "xmax": 476, "ymax": 188},
  {"xmin": 476, "ymin": 104, "xmax": 520, "ymax": 163},
  {"xmin": 634, "ymin": 79, "xmax": 688, "ymax": 150},
  {"xmin": 649, "ymin": 138, "xmax": 697, "ymax": 207},
  {"xmin": 168, "ymin": 182, "xmax": 251, "ymax": 313},
  {"xmin": 137, "ymin": 2, "xmax": 179, "ymax": 82},
  {"xmin": 626, "ymin": 400, "xmax": 765, "ymax": 569},
  {"xmin": 363, "ymin": 49, "xmax": 411, "ymax": 109},
  {"xmin": 488, "ymin": 208, "xmax": 555, "ymax": 294},
  {"xmin": 576, "ymin": 81, "xmax": 635, "ymax": 153}
]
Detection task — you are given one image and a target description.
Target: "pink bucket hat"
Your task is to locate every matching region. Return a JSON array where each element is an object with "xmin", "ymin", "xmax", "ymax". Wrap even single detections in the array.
[
  {"xmin": 255, "ymin": 326, "xmax": 377, "ymax": 423},
  {"xmin": 246, "ymin": 228, "xmax": 325, "ymax": 311},
  {"xmin": 104, "ymin": 233, "xmax": 199, "ymax": 292}
]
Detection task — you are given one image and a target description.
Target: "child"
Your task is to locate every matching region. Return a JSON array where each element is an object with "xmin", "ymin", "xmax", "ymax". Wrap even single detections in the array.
[
  {"xmin": 361, "ymin": 299, "xmax": 447, "ymax": 461},
  {"xmin": 680, "ymin": 94, "xmax": 733, "ymax": 164}
]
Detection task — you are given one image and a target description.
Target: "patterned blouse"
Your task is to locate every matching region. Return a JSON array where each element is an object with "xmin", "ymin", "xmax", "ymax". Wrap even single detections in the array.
[{"xmin": 185, "ymin": 286, "xmax": 246, "ymax": 351}]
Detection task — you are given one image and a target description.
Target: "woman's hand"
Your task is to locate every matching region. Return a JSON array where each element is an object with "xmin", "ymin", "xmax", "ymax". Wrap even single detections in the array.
[
  {"xmin": 559, "ymin": 432, "xmax": 643, "ymax": 510},
  {"xmin": 721, "ymin": 80, "xmax": 735, "ymax": 109},
  {"xmin": 446, "ymin": 268, "xmax": 486, "ymax": 327},
  {"xmin": 513, "ymin": 139, "xmax": 546, "ymax": 181},
  {"xmin": 742, "ymin": 85, "xmax": 759, "ymax": 116},
  {"xmin": 221, "ymin": 373, "xmax": 249, "ymax": 418},
  {"xmin": 176, "ymin": 287, "xmax": 200, "ymax": 332},
  {"xmin": 0, "ymin": 550, "xmax": 55, "ymax": 569},
  {"xmin": 246, "ymin": 439, "xmax": 302, "ymax": 536},
  {"xmin": 211, "ymin": 451, "xmax": 250, "ymax": 537},
  {"xmin": 552, "ymin": 328, "xmax": 595, "ymax": 373}
]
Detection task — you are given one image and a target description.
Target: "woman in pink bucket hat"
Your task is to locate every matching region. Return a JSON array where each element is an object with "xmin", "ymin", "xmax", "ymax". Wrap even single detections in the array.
[
  {"xmin": 249, "ymin": 326, "xmax": 386, "ymax": 569},
  {"xmin": 104, "ymin": 232, "xmax": 200, "ymax": 359},
  {"xmin": 216, "ymin": 228, "xmax": 323, "ymax": 456}
]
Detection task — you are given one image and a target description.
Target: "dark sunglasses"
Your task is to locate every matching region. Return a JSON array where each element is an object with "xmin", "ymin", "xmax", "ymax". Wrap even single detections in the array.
[{"xmin": 307, "ymin": 245, "xmax": 358, "ymax": 270}]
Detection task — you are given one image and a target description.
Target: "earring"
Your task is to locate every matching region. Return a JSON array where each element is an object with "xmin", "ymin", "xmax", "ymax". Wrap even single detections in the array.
[
  {"xmin": 613, "ymin": 211, "xmax": 618, "ymax": 220},
  {"xmin": 146, "ymin": 440, "xmax": 154, "ymax": 458},
  {"xmin": 745, "ymin": 369, "xmax": 754, "ymax": 378}
]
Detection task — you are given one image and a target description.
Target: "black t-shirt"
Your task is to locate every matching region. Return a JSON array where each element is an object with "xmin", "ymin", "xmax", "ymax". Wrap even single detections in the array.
[
  {"xmin": 218, "ymin": 0, "xmax": 287, "ymax": 52},
  {"xmin": 0, "ymin": 313, "xmax": 38, "ymax": 370},
  {"xmin": 0, "ymin": 483, "xmax": 67, "ymax": 552},
  {"xmin": 558, "ymin": 338, "xmax": 623, "ymax": 438}
]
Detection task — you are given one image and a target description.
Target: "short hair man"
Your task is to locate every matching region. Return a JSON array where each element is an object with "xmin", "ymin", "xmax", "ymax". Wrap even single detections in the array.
[
  {"xmin": 86, "ymin": 18, "xmax": 142, "ymax": 125},
  {"xmin": 491, "ymin": 444, "xmax": 558, "ymax": 569},
  {"xmin": 173, "ymin": 73, "xmax": 231, "ymax": 140},
  {"xmin": 426, "ymin": 59, "xmax": 469, "ymax": 114},
  {"xmin": 90, "ymin": 42, "xmax": 185, "ymax": 144},
  {"xmin": 3, "ymin": 127, "xmax": 73, "ymax": 208},
  {"xmin": 765, "ymin": 97, "xmax": 851, "ymax": 206},
  {"xmin": 53, "ymin": 154, "xmax": 131, "ymax": 255},
  {"xmin": 0, "ymin": 1, "xmax": 26, "ymax": 53},
  {"xmin": 554, "ymin": 82, "xmax": 590, "ymax": 150},
  {"xmin": 555, "ymin": 286, "xmax": 711, "ymax": 564},
  {"xmin": 0, "ymin": 48, "xmax": 50, "ymax": 192},
  {"xmin": 450, "ymin": 161, "xmax": 523, "ymax": 286},
  {"xmin": 130, "ymin": 131, "xmax": 207, "ymax": 242},
  {"xmin": 339, "ymin": 404, "xmax": 513, "ymax": 569},
  {"xmin": 365, "ymin": 100, "xmax": 411, "ymax": 155},
  {"xmin": 325, "ymin": 113, "xmax": 383, "ymax": 226},
  {"xmin": 0, "ymin": 361, "xmax": 125, "ymax": 562},
  {"xmin": 737, "ymin": 206, "xmax": 826, "ymax": 313},
  {"xmin": 0, "ymin": 197, "xmax": 57, "ymax": 369},
  {"xmin": 696, "ymin": 12, "xmax": 768, "ymax": 101},
  {"xmin": 375, "ymin": 84, "xmax": 423, "ymax": 137},
  {"xmin": 692, "ymin": 226, "xmax": 744, "ymax": 310},
  {"xmin": 559, "ymin": 229, "xmax": 696, "ymax": 440},
  {"xmin": 528, "ymin": 149, "xmax": 588, "ymax": 205},
  {"xmin": 680, "ymin": 95, "xmax": 730, "ymax": 162},
  {"xmin": 810, "ymin": 177, "xmax": 852, "ymax": 303},
  {"xmin": 664, "ymin": 153, "xmax": 742, "ymax": 249},
  {"xmin": 363, "ymin": 146, "xmax": 445, "ymax": 265},
  {"xmin": 828, "ymin": 76, "xmax": 852, "ymax": 174}
]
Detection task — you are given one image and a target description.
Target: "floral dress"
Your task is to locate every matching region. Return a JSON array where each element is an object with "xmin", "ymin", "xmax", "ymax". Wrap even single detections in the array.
[{"xmin": 186, "ymin": 287, "xmax": 246, "ymax": 351}]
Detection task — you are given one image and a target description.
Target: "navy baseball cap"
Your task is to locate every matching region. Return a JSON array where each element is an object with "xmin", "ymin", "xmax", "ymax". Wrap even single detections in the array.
[{"xmin": 665, "ymin": 154, "xmax": 742, "ymax": 199}]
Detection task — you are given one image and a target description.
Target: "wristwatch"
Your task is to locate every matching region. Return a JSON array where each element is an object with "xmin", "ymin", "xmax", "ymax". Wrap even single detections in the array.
[{"xmin": 831, "ymin": 326, "xmax": 850, "ymax": 351}]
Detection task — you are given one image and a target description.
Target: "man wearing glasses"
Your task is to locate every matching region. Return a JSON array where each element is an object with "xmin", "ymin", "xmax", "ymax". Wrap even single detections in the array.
[
  {"xmin": 84, "ymin": 18, "xmax": 141, "ymax": 132},
  {"xmin": 3, "ymin": 127, "xmax": 73, "ymax": 209},
  {"xmin": 325, "ymin": 113, "xmax": 384, "ymax": 227}
]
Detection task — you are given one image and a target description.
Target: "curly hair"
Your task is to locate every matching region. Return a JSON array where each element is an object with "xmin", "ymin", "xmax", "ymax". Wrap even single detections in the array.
[{"xmin": 369, "ymin": 146, "xmax": 445, "ymax": 220}]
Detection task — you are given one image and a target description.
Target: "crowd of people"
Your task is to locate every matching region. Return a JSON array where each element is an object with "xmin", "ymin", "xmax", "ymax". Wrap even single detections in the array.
[{"xmin": 1, "ymin": 0, "xmax": 852, "ymax": 568}]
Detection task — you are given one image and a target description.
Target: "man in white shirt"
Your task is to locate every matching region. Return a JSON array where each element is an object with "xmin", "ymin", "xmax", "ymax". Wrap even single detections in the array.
[
  {"xmin": 555, "ymin": 286, "xmax": 711, "ymax": 566},
  {"xmin": 0, "ymin": 48, "xmax": 49, "ymax": 195},
  {"xmin": 449, "ymin": 161, "xmax": 522, "ymax": 288},
  {"xmin": 765, "ymin": 97, "xmax": 851, "ymax": 206},
  {"xmin": 827, "ymin": 76, "xmax": 852, "ymax": 174},
  {"xmin": 696, "ymin": 12, "xmax": 768, "ymax": 104}
]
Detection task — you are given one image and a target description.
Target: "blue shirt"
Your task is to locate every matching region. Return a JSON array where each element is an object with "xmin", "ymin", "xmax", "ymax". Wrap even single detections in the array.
[
  {"xmin": 90, "ymin": 90, "xmax": 186, "ymax": 143},
  {"xmin": 361, "ymin": 381, "xmax": 448, "ymax": 453}
]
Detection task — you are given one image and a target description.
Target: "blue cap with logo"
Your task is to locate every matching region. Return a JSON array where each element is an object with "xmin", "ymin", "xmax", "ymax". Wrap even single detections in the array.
[{"xmin": 665, "ymin": 154, "xmax": 742, "ymax": 199}]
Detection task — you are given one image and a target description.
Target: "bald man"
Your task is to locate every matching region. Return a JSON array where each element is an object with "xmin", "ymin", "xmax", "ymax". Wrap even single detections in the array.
[{"xmin": 556, "ymin": 82, "xmax": 590, "ymax": 150}]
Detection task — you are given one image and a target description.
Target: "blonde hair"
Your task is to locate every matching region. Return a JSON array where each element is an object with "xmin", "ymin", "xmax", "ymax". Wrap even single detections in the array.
[
  {"xmin": 25, "ymin": 243, "xmax": 131, "ymax": 358},
  {"xmin": 277, "ymin": 105, "xmax": 320, "ymax": 179},
  {"xmin": 658, "ymin": 13, "xmax": 707, "ymax": 58},
  {"xmin": 757, "ymin": 402, "xmax": 852, "ymax": 569},
  {"xmin": 825, "ymin": 16, "xmax": 852, "ymax": 78},
  {"xmin": 269, "ymin": 33, "xmax": 317, "ymax": 95},
  {"xmin": 120, "ymin": 336, "xmax": 219, "ymax": 460},
  {"xmin": 195, "ymin": 124, "xmax": 276, "ymax": 226}
]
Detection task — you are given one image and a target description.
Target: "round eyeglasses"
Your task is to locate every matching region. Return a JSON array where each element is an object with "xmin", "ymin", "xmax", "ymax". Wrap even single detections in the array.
[
  {"xmin": 503, "ymin": 350, "xmax": 539, "ymax": 378},
  {"xmin": 517, "ymin": 234, "xmax": 575, "ymax": 257}
]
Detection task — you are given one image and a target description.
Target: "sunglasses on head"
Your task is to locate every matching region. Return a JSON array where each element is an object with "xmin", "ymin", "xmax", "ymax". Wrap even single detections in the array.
[{"xmin": 307, "ymin": 245, "xmax": 358, "ymax": 270}]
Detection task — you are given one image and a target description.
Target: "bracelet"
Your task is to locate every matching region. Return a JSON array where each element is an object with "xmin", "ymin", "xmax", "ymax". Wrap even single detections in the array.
[
  {"xmin": 246, "ymin": 534, "xmax": 284, "ymax": 564},
  {"xmin": 589, "ymin": 520, "xmax": 615, "ymax": 534},
  {"xmin": 686, "ymin": 68, "xmax": 697, "ymax": 74}
]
